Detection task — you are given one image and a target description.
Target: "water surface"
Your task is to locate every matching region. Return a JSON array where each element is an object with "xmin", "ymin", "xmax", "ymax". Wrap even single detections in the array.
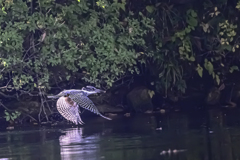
[{"xmin": 0, "ymin": 110, "xmax": 240, "ymax": 160}]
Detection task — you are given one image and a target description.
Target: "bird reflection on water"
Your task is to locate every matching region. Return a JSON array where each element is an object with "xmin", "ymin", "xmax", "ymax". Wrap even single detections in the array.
[{"xmin": 59, "ymin": 128, "xmax": 101, "ymax": 160}]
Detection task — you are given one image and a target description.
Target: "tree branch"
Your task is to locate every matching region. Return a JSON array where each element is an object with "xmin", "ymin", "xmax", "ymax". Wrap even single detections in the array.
[
  {"xmin": 0, "ymin": 91, "xmax": 15, "ymax": 98},
  {"xmin": 0, "ymin": 79, "xmax": 11, "ymax": 89}
]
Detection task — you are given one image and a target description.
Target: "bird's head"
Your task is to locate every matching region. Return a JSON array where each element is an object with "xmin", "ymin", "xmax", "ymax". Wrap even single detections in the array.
[{"xmin": 81, "ymin": 86, "xmax": 106, "ymax": 96}]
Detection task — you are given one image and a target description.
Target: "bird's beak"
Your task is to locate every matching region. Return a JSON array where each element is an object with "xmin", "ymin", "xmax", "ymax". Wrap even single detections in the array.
[
  {"xmin": 91, "ymin": 89, "xmax": 106, "ymax": 96},
  {"xmin": 97, "ymin": 89, "xmax": 106, "ymax": 93}
]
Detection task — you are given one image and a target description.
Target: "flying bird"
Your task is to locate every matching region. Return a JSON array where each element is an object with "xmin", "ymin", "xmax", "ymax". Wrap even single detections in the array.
[{"xmin": 48, "ymin": 86, "xmax": 111, "ymax": 125}]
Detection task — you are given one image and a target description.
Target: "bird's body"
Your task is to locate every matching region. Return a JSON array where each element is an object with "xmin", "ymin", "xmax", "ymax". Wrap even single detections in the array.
[
  {"xmin": 56, "ymin": 96, "xmax": 84, "ymax": 125},
  {"xmin": 48, "ymin": 86, "xmax": 111, "ymax": 125}
]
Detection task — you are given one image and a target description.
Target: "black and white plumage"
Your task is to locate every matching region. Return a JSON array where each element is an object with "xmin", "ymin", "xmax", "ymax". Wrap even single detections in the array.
[
  {"xmin": 56, "ymin": 96, "xmax": 84, "ymax": 125},
  {"xmin": 48, "ymin": 86, "xmax": 111, "ymax": 125}
]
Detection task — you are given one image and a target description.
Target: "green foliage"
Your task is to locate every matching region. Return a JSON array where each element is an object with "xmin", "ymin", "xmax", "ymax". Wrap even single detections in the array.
[
  {"xmin": 0, "ymin": 0, "xmax": 240, "ymax": 100},
  {"xmin": 4, "ymin": 110, "xmax": 21, "ymax": 122},
  {"xmin": 172, "ymin": 9, "xmax": 198, "ymax": 61},
  {"xmin": 0, "ymin": 0, "xmax": 153, "ymax": 92}
]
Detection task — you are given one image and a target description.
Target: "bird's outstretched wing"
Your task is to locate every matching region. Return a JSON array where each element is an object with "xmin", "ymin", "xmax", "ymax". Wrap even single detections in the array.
[
  {"xmin": 69, "ymin": 93, "xmax": 112, "ymax": 120},
  {"xmin": 56, "ymin": 97, "xmax": 84, "ymax": 125}
]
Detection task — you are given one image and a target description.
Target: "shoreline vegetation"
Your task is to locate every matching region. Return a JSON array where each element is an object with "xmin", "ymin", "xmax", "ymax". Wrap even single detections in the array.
[{"xmin": 0, "ymin": 0, "xmax": 240, "ymax": 125}]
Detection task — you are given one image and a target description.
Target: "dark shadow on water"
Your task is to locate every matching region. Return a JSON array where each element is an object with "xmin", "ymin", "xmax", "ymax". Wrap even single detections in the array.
[{"xmin": 1, "ymin": 108, "xmax": 240, "ymax": 160}]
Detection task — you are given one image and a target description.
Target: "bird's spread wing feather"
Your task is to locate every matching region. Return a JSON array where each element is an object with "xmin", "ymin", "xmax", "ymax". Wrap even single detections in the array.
[
  {"xmin": 56, "ymin": 97, "xmax": 84, "ymax": 125},
  {"xmin": 69, "ymin": 93, "xmax": 112, "ymax": 120}
]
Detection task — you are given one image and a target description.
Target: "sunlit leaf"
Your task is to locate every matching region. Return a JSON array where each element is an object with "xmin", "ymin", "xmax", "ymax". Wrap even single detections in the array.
[{"xmin": 196, "ymin": 64, "xmax": 203, "ymax": 77}]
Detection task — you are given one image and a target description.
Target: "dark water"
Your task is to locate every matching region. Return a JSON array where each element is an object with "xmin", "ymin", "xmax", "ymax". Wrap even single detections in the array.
[{"xmin": 1, "ymin": 109, "xmax": 240, "ymax": 160}]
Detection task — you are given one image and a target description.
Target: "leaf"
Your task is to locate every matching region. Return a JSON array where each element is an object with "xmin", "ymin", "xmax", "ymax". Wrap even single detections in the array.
[
  {"xmin": 187, "ymin": 17, "xmax": 198, "ymax": 27},
  {"xmin": 216, "ymin": 75, "xmax": 220, "ymax": 85},
  {"xmin": 209, "ymin": 13, "xmax": 214, "ymax": 17},
  {"xmin": 6, "ymin": 116, "xmax": 10, "ymax": 121},
  {"xmin": 201, "ymin": 23, "xmax": 209, "ymax": 33},
  {"xmin": 191, "ymin": 10, "xmax": 197, "ymax": 17},
  {"xmin": 229, "ymin": 66, "xmax": 239, "ymax": 73},
  {"xmin": 207, "ymin": 62, "xmax": 214, "ymax": 75},
  {"xmin": 204, "ymin": 60, "xmax": 214, "ymax": 75},
  {"xmin": 148, "ymin": 90, "xmax": 155, "ymax": 98},
  {"xmin": 212, "ymin": 72, "xmax": 215, "ymax": 79},
  {"xmin": 66, "ymin": 75, "xmax": 70, "ymax": 80},
  {"xmin": 196, "ymin": 64, "xmax": 203, "ymax": 77},
  {"xmin": 119, "ymin": 4, "xmax": 125, "ymax": 11},
  {"xmin": 146, "ymin": 5, "xmax": 155, "ymax": 13},
  {"xmin": 220, "ymin": 44, "xmax": 232, "ymax": 51},
  {"xmin": 185, "ymin": 27, "xmax": 191, "ymax": 33},
  {"xmin": 171, "ymin": 36, "xmax": 176, "ymax": 42},
  {"xmin": 4, "ymin": 111, "xmax": 9, "ymax": 115},
  {"xmin": 16, "ymin": 112, "xmax": 21, "ymax": 116},
  {"xmin": 189, "ymin": 56, "xmax": 195, "ymax": 61},
  {"xmin": 215, "ymin": 11, "xmax": 220, "ymax": 16}
]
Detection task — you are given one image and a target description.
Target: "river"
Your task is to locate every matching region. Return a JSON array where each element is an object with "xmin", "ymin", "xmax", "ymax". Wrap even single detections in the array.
[{"xmin": 0, "ymin": 109, "xmax": 240, "ymax": 160}]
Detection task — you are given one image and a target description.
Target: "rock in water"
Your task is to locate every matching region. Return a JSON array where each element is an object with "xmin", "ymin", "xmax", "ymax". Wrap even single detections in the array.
[{"xmin": 127, "ymin": 86, "xmax": 153, "ymax": 112}]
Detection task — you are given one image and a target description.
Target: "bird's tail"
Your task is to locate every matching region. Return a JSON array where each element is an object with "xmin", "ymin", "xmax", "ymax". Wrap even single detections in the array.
[
  {"xmin": 77, "ymin": 118, "xmax": 85, "ymax": 125},
  {"xmin": 99, "ymin": 114, "xmax": 112, "ymax": 120},
  {"xmin": 76, "ymin": 115, "xmax": 85, "ymax": 125}
]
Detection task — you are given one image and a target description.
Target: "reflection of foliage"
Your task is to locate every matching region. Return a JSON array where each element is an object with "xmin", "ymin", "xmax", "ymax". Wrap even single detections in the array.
[{"xmin": 4, "ymin": 110, "xmax": 21, "ymax": 122}]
